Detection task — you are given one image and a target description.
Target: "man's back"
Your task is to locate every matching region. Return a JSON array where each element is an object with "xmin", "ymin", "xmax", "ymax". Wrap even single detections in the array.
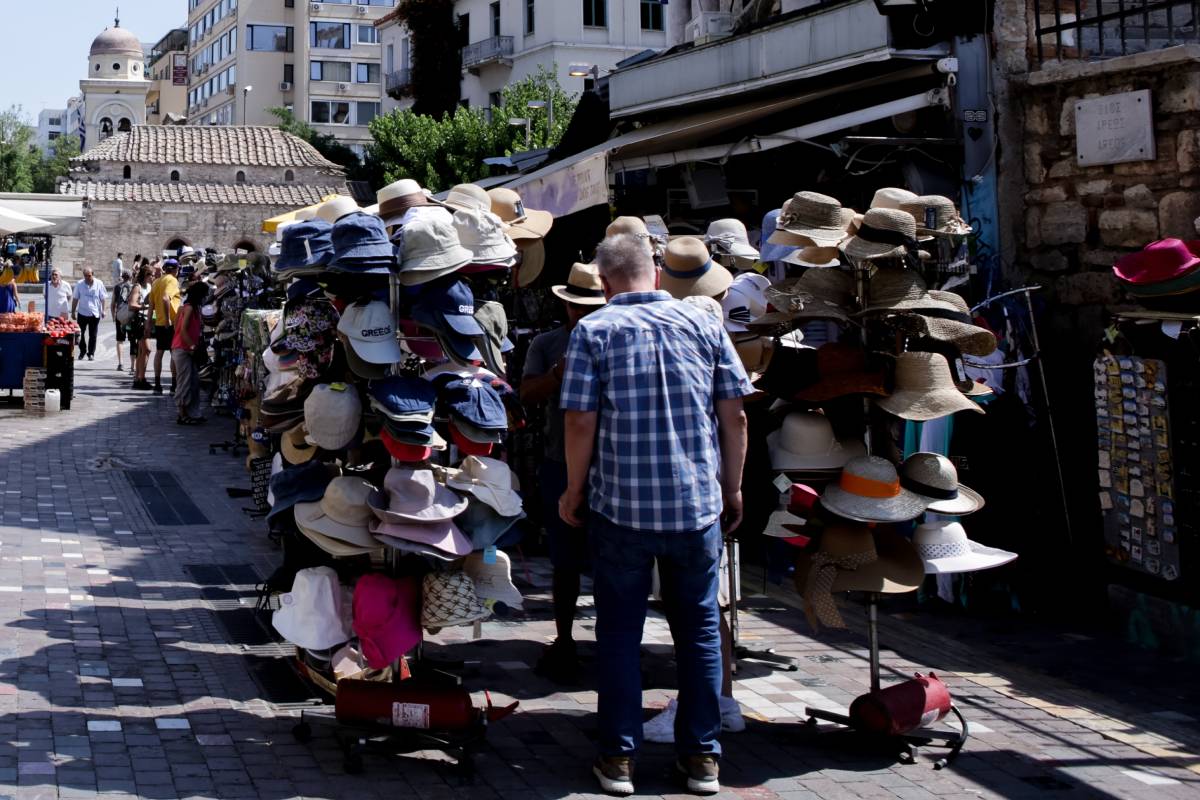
[
  {"xmin": 561, "ymin": 290, "xmax": 750, "ymax": 532},
  {"xmin": 148, "ymin": 274, "xmax": 179, "ymax": 325}
]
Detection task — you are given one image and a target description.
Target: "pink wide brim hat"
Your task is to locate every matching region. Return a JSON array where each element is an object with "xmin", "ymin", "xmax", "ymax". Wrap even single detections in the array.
[
  {"xmin": 352, "ymin": 574, "xmax": 421, "ymax": 669},
  {"xmin": 1113, "ymin": 238, "xmax": 1200, "ymax": 285}
]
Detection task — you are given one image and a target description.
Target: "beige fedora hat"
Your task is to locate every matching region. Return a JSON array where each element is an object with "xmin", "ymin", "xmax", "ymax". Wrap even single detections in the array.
[
  {"xmin": 551, "ymin": 262, "xmax": 607, "ymax": 306},
  {"xmin": 660, "ymin": 236, "xmax": 733, "ymax": 300},
  {"xmin": 875, "ymin": 351, "xmax": 986, "ymax": 421},
  {"xmin": 606, "ymin": 216, "xmax": 651, "ymax": 238},
  {"xmin": 488, "ymin": 188, "xmax": 554, "ymax": 240},
  {"xmin": 821, "ymin": 455, "xmax": 928, "ymax": 524}
]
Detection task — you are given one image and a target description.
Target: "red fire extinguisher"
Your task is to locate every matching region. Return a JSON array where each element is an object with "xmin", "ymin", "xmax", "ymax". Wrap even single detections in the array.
[
  {"xmin": 335, "ymin": 679, "xmax": 518, "ymax": 732},
  {"xmin": 849, "ymin": 673, "xmax": 952, "ymax": 736}
]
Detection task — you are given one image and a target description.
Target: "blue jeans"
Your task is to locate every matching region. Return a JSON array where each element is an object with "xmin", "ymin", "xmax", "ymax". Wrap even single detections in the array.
[{"xmin": 590, "ymin": 514, "xmax": 723, "ymax": 759}]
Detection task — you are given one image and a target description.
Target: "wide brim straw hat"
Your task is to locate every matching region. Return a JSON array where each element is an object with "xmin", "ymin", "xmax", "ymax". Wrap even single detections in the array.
[
  {"xmin": 875, "ymin": 351, "xmax": 986, "ymax": 421},
  {"xmin": 871, "ymin": 187, "xmax": 919, "ymax": 210},
  {"xmin": 551, "ymin": 262, "xmax": 607, "ymax": 306},
  {"xmin": 795, "ymin": 523, "xmax": 925, "ymax": 594},
  {"xmin": 660, "ymin": 236, "xmax": 733, "ymax": 299},
  {"xmin": 488, "ymin": 188, "xmax": 554, "ymax": 240},
  {"xmin": 753, "ymin": 269, "xmax": 855, "ymax": 326},
  {"xmin": 856, "ymin": 268, "xmax": 961, "ymax": 316},
  {"xmin": 281, "ymin": 422, "xmax": 318, "ymax": 465},
  {"xmin": 900, "ymin": 452, "xmax": 985, "ymax": 516},
  {"xmin": 782, "ymin": 246, "xmax": 841, "ymax": 268},
  {"xmin": 771, "ymin": 191, "xmax": 848, "ymax": 247},
  {"xmin": 901, "ymin": 195, "xmax": 973, "ymax": 238},
  {"xmin": 842, "ymin": 208, "xmax": 921, "ymax": 261},
  {"xmin": 821, "ymin": 455, "xmax": 928, "ymax": 524},
  {"xmin": 887, "ymin": 290, "xmax": 998, "ymax": 357},
  {"xmin": 913, "ymin": 521, "xmax": 1016, "ymax": 574},
  {"xmin": 515, "ymin": 239, "xmax": 545, "ymax": 288}
]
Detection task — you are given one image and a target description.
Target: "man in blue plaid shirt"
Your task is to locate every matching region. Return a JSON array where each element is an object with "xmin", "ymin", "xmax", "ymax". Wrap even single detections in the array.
[{"xmin": 559, "ymin": 233, "xmax": 752, "ymax": 796}]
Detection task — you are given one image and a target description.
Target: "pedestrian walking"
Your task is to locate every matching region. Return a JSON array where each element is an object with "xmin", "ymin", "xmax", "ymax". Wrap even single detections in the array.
[
  {"xmin": 147, "ymin": 259, "xmax": 181, "ymax": 395},
  {"xmin": 111, "ymin": 252, "xmax": 123, "ymax": 286},
  {"xmin": 171, "ymin": 281, "xmax": 209, "ymax": 425},
  {"xmin": 46, "ymin": 269, "xmax": 71, "ymax": 319},
  {"xmin": 521, "ymin": 262, "xmax": 607, "ymax": 684},
  {"xmin": 559, "ymin": 233, "xmax": 752, "ymax": 796},
  {"xmin": 70, "ymin": 268, "xmax": 107, "ymax": 361},
  {"xmin": 128, "ymin": 264, "xmax": 153, "ymax": 389},
  {"xmin": 110, "ymin": 270, "xmax": 132, "ymax": 372}
]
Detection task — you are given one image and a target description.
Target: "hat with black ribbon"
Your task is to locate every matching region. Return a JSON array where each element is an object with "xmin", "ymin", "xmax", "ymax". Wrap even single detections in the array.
[{"xmin": 842, "ymin": 208, "xmax": 922, "ymax": 261}]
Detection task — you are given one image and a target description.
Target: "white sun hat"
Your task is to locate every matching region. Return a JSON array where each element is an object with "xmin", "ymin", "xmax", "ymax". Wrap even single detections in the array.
[{"xmin": 912, "ymin": 521, "xmax": 1017, "ymax": 574}]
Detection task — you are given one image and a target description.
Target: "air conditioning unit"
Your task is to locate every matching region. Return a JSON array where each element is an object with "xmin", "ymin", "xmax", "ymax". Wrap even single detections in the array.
[
  {"xmin": 337, "ymin": 82, "xmax": 349, "ymax": 92},
  {"xmin": 357, "ymin": 4, "xmax": 368, "ymax": 15},
  {"xmin": 686, "ymin": 12, "xmax": 735, "ymax": 44},
  {"xmin": 279, "ymin": 81, "xmax": 294, "ymax": 92}
]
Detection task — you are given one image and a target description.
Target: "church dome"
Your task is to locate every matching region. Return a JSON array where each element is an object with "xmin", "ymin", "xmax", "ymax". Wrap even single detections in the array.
[{"xmin": 90, "ymin": 26, "xmax": 143, "ymax": 58}]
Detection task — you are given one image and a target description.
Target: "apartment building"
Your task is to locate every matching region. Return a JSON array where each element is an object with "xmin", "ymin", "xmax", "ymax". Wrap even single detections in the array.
[
  {"xmin": 147, "ymin": 29, "xmax": 191, "ymax": 124},
  {"xmin": 379, "ymin": 0, "xmax": 671, "ymax": 114},
  {"xmin": 185, "ymin": 0, "xmax": 393, "ymax": 157},
  {"xmin": 35, "ymin": 110, "xmax": 67, "ymax": 151}
]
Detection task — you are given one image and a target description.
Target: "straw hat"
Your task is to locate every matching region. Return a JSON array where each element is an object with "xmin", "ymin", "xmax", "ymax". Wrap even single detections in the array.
[
  {"xmin": 551, "ymin": 262, "xmax": 607, "ymax": 306},
  {"xmin": 842, "ymin": 208, "xmax": 921, "ymax": 261},
  {"xmin": 606, "ymin": 216, "xmax": 652, "ymax": 239},
  {"xmin": 821, "ymin": 455, "xmax": 928, "ymax": 524},
  {"xmin": 660, "ymin": 236, "xmax": 733, "ymax": 300},
  {"xmin": 443, "ymin": 183, "xmax": 492, "ymax": 213},
  {"xmin": 871, "ymin": 187, "xmax": 919, "ymax": 210},
  {"xmin": 316, "ymin": 196, "xmax": 361, "ymax": 223},
  {"xmin": 421, "ymin": 571, "xmax": 489, "ymax": 631},
  {"xmin": 766, "ymin": 412, "xmax": 866, "ymax": 471},
  {"xmin": 875, "ymin": 352, "xmax": 986, "ymax": 421},
  {"xmin": 705, "ymin": 218, "xmax": 759, "ymax": 260},
  {"xmin": 753, "ymin": 269, "xmax": 855, "ymax": 326},
  {"xmin": 376, "ymin": 179, "xmax": 433, "ymax": 227},
  {"xmin": 795, "ymin": 523, "xmax": 925, "ymax": 629},
  {"xmin": 794, "ymin": 343, "xmax": 887, "ymax": 402},
  {"xmin": 900, "ymin": 195, "xmax": 973, "ymax": 238},
  {"xmin": 856, "ymin": 269, "xmax": 962, "ymax": 317},
  {"xmin": 912, "ymin": 521, "xmax": 1016, "ymax": 574},
  {"xmin": 488, "ymin": 187, "xmax": 553, "ymax": 240},
  {"xmin": 281, "ymin": 422, "xmax": 318, "ymax": 465},
  {"xmin": 769, "ymin": 192, "xmax": 848, "ymax": 247},
  {"xmin": 885, "ymin": 290, "xmax": 998, "ymax": 357},
  {"xmin": 782, "ymin": 246, "xmax": 841, "ymax": 268},
  {"xmin": 515, "ymin": 239, "xmax": 545, "ymax": 287},
  {"xmin": 900, "ymin": 452, "xmax": 985, "ymax": 516}
]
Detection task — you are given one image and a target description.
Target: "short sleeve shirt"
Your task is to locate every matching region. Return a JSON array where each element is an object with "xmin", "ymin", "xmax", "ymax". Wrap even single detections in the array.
[
  {"xmin": 522, "ymin": 326, "xmax": 571, "ymax": 463},
  {"xmin": 148, "ymin": 274, "xmax": 181, "ymax": 326},
  {"xmin": 560, "ymin": 290, "xmax": 754, "ymax": 532},
  {"xmin": 72, "ymin": 279, "xmax": 107, "ymax": 318}
]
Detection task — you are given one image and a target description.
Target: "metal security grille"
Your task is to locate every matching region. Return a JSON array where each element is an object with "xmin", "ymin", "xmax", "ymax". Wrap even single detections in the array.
[{"xmin": 1033, "ymin": 0, "xmax": 1200, "ymax": 62}]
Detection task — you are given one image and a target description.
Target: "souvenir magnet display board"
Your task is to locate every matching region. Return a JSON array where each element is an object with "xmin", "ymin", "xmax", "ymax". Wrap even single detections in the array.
[{"xmin": 1094, "ymin": 355, "xmax": 1179, "ymax": 581}]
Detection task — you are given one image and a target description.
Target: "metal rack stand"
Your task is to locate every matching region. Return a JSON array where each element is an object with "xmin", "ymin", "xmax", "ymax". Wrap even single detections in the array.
[{"xmin": 727, "ymin": 533, "xmax": 798, "ymax": 671}]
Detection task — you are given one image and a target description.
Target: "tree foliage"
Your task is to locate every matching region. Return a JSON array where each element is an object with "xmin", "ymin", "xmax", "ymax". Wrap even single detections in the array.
[
  {"xmin": 0, "ymin": 106, "xmax": 37, "ymax": 194},
  {"xmin": 268, "ymin": 107, "xmax": 381, "ymax": 186},
  {"xmin": 392, "ymin": 0, "xmax": 462, "ymax": 119},
  {"xmin": 32, "ymin": 134, "xmax": 81, "ymax": 194},
  {"xmin": 369, "ymin": 66, "xmax": 578, "ymax": 191}
]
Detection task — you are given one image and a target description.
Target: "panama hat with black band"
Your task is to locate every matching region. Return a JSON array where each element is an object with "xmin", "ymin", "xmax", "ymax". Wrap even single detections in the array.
[
  {"xmin": 842, "ymin": 208, "xmax": 923, "ymax": 262},
  {"xmin": 551, "ymin": 262, "xmax": 607, "ymax": 307},
  {"xmin": 660, "ymin": 236, "xmax": 733, "ymax": 300}
]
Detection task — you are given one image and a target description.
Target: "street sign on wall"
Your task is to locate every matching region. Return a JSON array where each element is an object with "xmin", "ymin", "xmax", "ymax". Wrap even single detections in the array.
[
  {"xmin": 173, "ymin": 54, "xmax": 188, "ymax": 86},
  {"xmin": 1075, "ymin": 90, "xmax": 1155, "ymax": 167}
]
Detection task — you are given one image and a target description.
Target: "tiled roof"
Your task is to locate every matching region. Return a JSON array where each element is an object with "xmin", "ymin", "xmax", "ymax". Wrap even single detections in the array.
[
  {"xmin": 59, "ymin": 180, "xmax": 344, "ymax": 206},
  {"xmin": 73, "ymin": 126, "xmax": 342, "ymax": 170}
]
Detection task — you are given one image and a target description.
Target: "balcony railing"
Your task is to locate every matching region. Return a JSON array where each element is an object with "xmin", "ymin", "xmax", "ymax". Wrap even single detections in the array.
[
  {"xmin": 460, "ymin": 36, "xmax": 514, "ymax": 70},
  {"xmin": 386, "ymin": 68, "xmax": 412, "ymax": 98},
  {"xmin": 1033, "ymin": 0, "xmax": 1200, "ymax": 63}
]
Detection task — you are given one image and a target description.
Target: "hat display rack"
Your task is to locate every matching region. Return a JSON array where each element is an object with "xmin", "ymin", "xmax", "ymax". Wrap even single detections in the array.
[
  {"xmin": 220, "ymin": 186, "xmax": 541, "ymax": 775},
  {"xmin": 749, "ymin": 190, "xmax": 1024, "ymax": 768}
]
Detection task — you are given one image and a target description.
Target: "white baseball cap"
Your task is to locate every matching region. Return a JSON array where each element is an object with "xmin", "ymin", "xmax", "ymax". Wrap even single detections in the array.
[{"xmin": 336, "ymin": 300, "xmax": 403, "ymax": 365}]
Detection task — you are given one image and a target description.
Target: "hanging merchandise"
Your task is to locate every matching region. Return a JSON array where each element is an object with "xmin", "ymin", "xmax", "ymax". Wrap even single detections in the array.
[
  {"xmin": 352, "ymin": 573, "xmax": 423, "ymax": 670},
  {"xmin": 794, "ymin": 343, "xmax": 887, "ymax": 403},
  {"xmin": 660, "ymin": 237, "xmax": 734, "ymax": 300},
  {"xmin": 875, "ymin": 352, "xmax": 987, "ymax": 421},
  {"xmin": 899, "ymin": 453, "xmax": 985, "ymax": 516},
  {"xmin": 766, "ymin": 412, "xmax": 866, "ymax": 472},
  {"xmin": 820, "ymin": 456, "xmax": 928, "ymax": 524},
  {"xmin": 445, "ymin": 457, "xmax": 524, "ymax": 518},
  {"xmin": 303, "ymin": 384, "xmax": 362, "ymax": 451},
  {"xmin": 911, "ymin": 521, "xmax": 1018, "ymax": 574},
  {"xmin": 463, "ymin": 549, "xmax": 525, "ymax": 611},
  {"xmin": 368, "ymin": 468, "xmax": 468, "ymax": 523},
  {"xmin": 294, "ymin": 477, "xmax": 384, "ymax": 557},
  {"xmin": 769, "ymin": 192, "xmax": 849, "ymax": 248},
  {"xmin": 272, "ymin": 566, "xmax": 353, "ymax": 651},
  {"xmin": 421, "ymin": 571, "xmax": 490, "ymax": 632},
  {"xmin": 705, "ymin": 218, "xmax": 761, "ymax": 264}
]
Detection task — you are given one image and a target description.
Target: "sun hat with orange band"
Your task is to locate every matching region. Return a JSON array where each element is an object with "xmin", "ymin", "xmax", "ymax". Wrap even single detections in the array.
[{"xmin": 821, "ymin": 455, "xmax": 928, "ymax": 524}]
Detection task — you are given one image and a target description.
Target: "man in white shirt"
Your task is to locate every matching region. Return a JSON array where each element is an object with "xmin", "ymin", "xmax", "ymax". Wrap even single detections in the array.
[
  {"xmin": 71, "ymin": 268, "xmax": 107, "ymax": 361},
  {"xmin": 46, "ymin": 269, "xmax": 72, "ymax": 319},
  {"xmin": 111, "ymin": 253, "xmax": 123, "ymax": 286}
]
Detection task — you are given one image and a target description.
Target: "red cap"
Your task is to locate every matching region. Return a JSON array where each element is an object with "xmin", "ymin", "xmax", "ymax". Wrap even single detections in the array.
[
  {"xmin": 450, "ymin": 421, "xmax": 494, "ymax": 457},
  {"xmin": 789, "ymin": 483, "xmax": 820, "ymax": 517},
  {"xmin": 381, "ymin": 429, "xmax": 433, "ymax": 463}
]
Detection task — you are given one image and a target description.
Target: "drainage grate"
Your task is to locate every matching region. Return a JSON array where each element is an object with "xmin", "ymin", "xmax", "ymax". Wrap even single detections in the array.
[{"xmin": 126, "ymin": 470, "xmax": 209, "ymax": 525}]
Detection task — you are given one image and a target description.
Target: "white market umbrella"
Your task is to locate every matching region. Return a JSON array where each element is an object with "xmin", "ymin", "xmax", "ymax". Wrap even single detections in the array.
[{"xmin": 0, "ymin": 205, "xmax": 52, "ymax": 235}]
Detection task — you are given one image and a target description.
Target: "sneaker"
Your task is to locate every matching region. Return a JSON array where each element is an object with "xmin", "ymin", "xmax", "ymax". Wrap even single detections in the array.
[
  {"xmin": 720, "ymin": 696, "xmax": 746, "ymax": 733},
  {"xmin": 116, "ymin": 365, "xmax": 123, "ymax": 371},
  {"xmin": 593, "ymin": 756, "xmax": 634, "ymax": 796},
  {"xmin": 534, "ymin": 640, "xmax": 580, "ymax": 685},
  {"xmin": 677, "ymin": 755, "xmax": 720, "ymax": 795},
  {"xmin": 643, "ymin": 699, "xmax": 677, "ymax": 744}
]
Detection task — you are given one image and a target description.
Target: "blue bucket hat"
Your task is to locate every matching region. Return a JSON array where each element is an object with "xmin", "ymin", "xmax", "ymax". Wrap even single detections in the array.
[
  {"xmin": 759, "ymin": 209, "xmax": 798, "ymax": 264},
  {"xmin": 441, "ymin": 377, "xmax": 507, "ymax": 431},
  {"xmin": 368, "ymin": 376, "xmax": 437, "ymax": 420},
  {"xmin": 329, "ymin": 212, "xmax": 394, "ymax": 271},
  {"xmin": 412, "ymin": 279, "xmax": 484, "ymax": 338},
  {"xmin": 456, "ymin": 498, "xmax": 526, "ymax": 551},
  {"xmin": 267, "ymin": 460, "xmax": 336, "ymax": 523},
  {"xmin": 276, "ymin": 220, "xmax": 335, "ymax": 271}
]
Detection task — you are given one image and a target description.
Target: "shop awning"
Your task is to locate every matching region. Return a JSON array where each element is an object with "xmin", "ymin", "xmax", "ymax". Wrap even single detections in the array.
[
  {"xmin": 501, "ymin": 63, "xmax": 942, "ymax": 218},
  {"xmin": 0, "ymin": 193, "xmax": 83, "ymax": 237},
  {"xmin": 261, "ymin": 194, "xmax": 342, "ymax": 234}
]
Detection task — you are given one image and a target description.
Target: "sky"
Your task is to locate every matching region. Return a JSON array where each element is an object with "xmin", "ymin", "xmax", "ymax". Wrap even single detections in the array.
[{"xmin": 2, "ymin": 1, "xmax": 186, "ymax": 120}]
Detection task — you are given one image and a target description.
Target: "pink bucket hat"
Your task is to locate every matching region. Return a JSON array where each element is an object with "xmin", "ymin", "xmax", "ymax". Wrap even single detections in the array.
[{"xmin": 352, "ymin": 573, "xmax": 421, "ymax": 669}]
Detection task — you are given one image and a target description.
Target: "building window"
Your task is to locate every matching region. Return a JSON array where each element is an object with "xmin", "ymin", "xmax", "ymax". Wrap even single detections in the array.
[
  {"xmin": 235, "ymin": 170, "xmax": 246, "ymax": 184},
  {"xmin": 310, "ymin": 60, "xmax": 352, "ymax": 82},
  {"xmin": 310, "ymin": 22, "xmax": 351, "ymax": 49},
  {"xmin": 583, "ymin": 0, "xmax": 606, "ymax": 28},
  {"xmin": 356, "ymin": 101, "xmax": 380, "ymax": 126},
  {"xmin": 488, "ymin": 91, "xmax": 502, "ymax": 109},
  {"xmin": 525, "ymin": 0, "xmax": 535, "ymax": 34},
  {"xmin": 112, "ymin": 62, "xmax": 121, "ymax": 71},
  {"xmin": 170, "ymin": 170, "xmax": 181, "ymax": 181},
  {"xmin": 490, "ymin": 2, "xmax": 501, "ymax": 36},
  {"xmin": 284, "ymin": 64, "xmax": 295, "ymax": 84},
  {"xmin": 285, "ymin": 0, "xmax": 294, "ymax": 6},
  {"xmin": 123, "ymin": 165, "xmax": 131, "ymax": 180},
  {"xmin": 247, "ymin": 25, "xmax": 293, "ymax": 52},
  {"xmin": 640, "ymin": 0, "xmax": 663, "ymax": 31},
  {"xmin": 311, "ymin": 100, "xmax": 351, "ymax": 125},
  {"xmin": 284, "ymin": 169, "xmax": 295, "ymax": 182},
  {"xmin": 457, "ymin": 13, "xmax": 470, "ymax": 47},
  {"xmin": 358, "ymin": 24, "xmax": 379, "ymax": 44},
  {"xmin": 356, "ymin": 63, "xmax": 380, "ymax": 83}
]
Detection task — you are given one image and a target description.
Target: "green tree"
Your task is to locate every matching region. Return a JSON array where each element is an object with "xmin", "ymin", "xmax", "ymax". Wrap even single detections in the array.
[
  {"xmin": 392, "ymin": 0, "xmax": 462, "ymax": 119},
  {"xmin": 32, "ymin": 134, "xmax": 81, "ymax": 194},
  {"xmin": 0, "ymin": 106, "xmax": 37, "ymax": 193},
  {"xmin": 369, "ymin": 66, "xmax": 577, "ymax": 191},
  {"xmin": 267, "ymin": 107, "xmax": 381, "ymax": 186}
]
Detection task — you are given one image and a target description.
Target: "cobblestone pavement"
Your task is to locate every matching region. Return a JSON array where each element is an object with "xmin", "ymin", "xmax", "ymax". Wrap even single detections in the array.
[{"xmin": 0, "ymin": 344, "xmax": 1197, "ymax": 800}]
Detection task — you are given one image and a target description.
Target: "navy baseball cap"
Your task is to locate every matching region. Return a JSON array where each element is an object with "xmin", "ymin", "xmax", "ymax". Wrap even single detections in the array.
[
  {"xmin": 441, "ymin": 378, "xmax": 507, "ymax": 431},
  {"xmin": 267, "ymin": 460, "xmax": 336, "ymax": 523},
  {"xmin": 413, "ymin": 279, "xmax": 484, "ymax": 338},
  {"xmin": 367, "ymin": 376, "xmax": 437, "ymax": 420}
]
